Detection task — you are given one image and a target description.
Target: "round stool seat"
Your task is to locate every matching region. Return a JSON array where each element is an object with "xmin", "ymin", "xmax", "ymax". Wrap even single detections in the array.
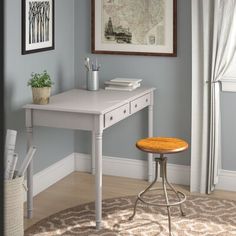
[{"xmin": 136, "ymin": 137, "xmax": 188, "ymax": 154}]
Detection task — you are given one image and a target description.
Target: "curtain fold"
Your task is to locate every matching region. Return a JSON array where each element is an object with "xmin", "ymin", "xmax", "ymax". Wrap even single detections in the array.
[
  {"xmin": 206, "ymin": 0, "xmax": 236, "ymax": 193},
  {"xmin": 191, "ymin": 0, "xmax": 236, "ymax": 193}
]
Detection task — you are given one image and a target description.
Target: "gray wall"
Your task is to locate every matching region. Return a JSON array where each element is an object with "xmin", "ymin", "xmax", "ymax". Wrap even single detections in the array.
[
  {"xmin": 5, "ymin": 0, "xmax": 236, "ymax": 175},
  {"xmin": 5, "ymin": 0, "xmax": 75, "ymax": 173},
  {"xmin": 74, "ymin": 0, "xmax": 192, "ymax": 166},
  {"xmin": 221, "ymin": 93, "xmax": 236, "ymax": 171}
]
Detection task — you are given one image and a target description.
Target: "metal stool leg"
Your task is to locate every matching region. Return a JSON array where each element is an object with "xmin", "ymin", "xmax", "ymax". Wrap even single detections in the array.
[
  {"xmin": 164, "ymin": 170, "xmax": 186, "ymax": 217},
  {"xmin": 129, "ymin": 159, "xmax": 159, "ymax": 220},
  {"xmin": 128, "ymin": 197, "xmax": 139, "ymax": 220},
  {"xmin": 129, "ymin": 155, "xmax": 185, "ymax": 236},
  {"xmin": 160, "ymin": 157, "xmax": 172, "ymax": 236}
]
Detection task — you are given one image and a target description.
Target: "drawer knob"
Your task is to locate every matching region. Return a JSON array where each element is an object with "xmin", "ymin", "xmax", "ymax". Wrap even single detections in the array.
[
  {"xmin": 110, "ymin": 116, "xmax": 113, "ymax": 121},
  {"xmin": 146, "ymin": 98, "xmax": 148, "ymax": 102},
  {"xmin": 123, "ymin": 109, "xmax": 126, "ymax": 114},
  {"xmin": 135, "ymin": 104, "xmax": 138, "ymax": 108}
]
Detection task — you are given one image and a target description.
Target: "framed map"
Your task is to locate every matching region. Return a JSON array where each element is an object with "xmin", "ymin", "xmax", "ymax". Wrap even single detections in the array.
[{"xmin": 91, "ymin": 0, "xmax": 177, "ymax": 56}]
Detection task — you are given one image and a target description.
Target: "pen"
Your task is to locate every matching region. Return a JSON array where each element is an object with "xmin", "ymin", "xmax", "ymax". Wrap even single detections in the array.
[{"xmin": 84, "ymin": 57, "xmax": 101, "ymax": 71}]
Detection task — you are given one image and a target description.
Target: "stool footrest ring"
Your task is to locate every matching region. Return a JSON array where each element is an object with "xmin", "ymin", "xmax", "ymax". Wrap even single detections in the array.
[{"xmin": 137, "ymin": 187, "xmax": 186, "ymax": 207}]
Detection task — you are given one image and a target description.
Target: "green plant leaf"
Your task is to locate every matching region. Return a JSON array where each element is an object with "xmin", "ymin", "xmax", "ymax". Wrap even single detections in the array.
[{"xmin": 28, "ymin": 71, "xmax": 53, "ymax": 88}]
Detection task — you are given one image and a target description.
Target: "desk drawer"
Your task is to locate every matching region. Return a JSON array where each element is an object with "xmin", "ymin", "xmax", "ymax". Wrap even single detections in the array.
[
  {"xmin": 130, "ymin": 93, "xmax": 151, "ymax": 114},
  {"xmin": 104, "ymin": 103, "xmax": 130, "ymax": 128}
]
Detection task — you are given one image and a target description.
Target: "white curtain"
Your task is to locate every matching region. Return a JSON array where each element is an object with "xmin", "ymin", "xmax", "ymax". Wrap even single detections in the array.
[{"xmin": 191, "ymin": 0, "xmax": 236, "ymax": 193}]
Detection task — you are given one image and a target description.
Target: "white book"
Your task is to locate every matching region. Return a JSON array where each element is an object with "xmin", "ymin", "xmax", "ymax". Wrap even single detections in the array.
[
  {"xmin": 18, "ymin": 146, "xmax": 36, "ymax": 177},
  {"xmin": 104, "ymin": 80, "xmax": 137, "ymax": 87},
  {"xmin": 105, "ymin": 83, "xmax": 141, "ymax": 91},
  {"xmin": 111, "ymin": 78, "xmax": 143, "ymax": 84}
]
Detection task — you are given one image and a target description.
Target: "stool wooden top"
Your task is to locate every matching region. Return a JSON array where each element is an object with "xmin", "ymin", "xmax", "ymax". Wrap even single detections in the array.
[{"xmin": 136, "ymin": 137, "xmax": 188, "ymax": 154}]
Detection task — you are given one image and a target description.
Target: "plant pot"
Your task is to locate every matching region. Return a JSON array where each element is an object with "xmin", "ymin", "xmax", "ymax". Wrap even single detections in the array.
[{"xmin": 32, "ymin": 87, "xmax": 51, "ymax": 105}]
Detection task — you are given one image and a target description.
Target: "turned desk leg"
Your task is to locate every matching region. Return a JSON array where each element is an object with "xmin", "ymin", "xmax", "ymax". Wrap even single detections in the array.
[
  {"xmin": 25, "ymin": 108, "xmax": 33, "ymax": 219},
  {"xmin": 148, "ymin": 101, "xmax": 154, "ymax": 182},
  {"xmin": 94, "ymin": 115, "xmax": 103, "ymax": 230},
  {"xmin": 91, "ymin": 132, "xmax": 95, "ymax": 175},
  {"xmin": 95, "ymin": 131, "xmax": 103, "ymax": 229},
  {"xmin": 26, "ymin": 126, "xmax": 33, "ymax": 218}
]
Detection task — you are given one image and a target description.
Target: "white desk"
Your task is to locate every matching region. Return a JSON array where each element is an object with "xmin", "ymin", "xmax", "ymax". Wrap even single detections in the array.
[{"xmin": 24, "ymin": 87, "xmax": 155, "ymax": 229}]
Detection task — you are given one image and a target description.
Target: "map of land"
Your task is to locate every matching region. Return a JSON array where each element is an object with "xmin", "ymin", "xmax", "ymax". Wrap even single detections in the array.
[{"xmin": 102, "ymin": 0, "xmax": 165, "ymax": 45}]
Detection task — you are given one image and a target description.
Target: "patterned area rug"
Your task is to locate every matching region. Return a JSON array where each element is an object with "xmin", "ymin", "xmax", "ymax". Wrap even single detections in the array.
[{"xmin": 25, "ymin": 194, "xmax": 236, "ymax": 236}]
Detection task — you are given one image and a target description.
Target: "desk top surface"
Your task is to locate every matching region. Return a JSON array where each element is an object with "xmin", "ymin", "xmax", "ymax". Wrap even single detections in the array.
[{"xmin": 24, "ymin": 87, "xmax": 155, "ymax": 114}]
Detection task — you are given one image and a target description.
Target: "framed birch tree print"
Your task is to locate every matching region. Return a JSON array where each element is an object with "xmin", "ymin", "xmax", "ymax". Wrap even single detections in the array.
[
  {"xmin": 22, "ymin": 0, "xmax": 55, "ymax": 54},
  {"xmin": 92, "ymin": 0, "xmax": 177, "ymax": 56}
]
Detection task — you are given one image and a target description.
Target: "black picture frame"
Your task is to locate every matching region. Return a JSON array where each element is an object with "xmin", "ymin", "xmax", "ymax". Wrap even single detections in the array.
[
  {"xmin": 92, "ymin": 0, "xmax": 177, "ymax": 57},
  {"xmin": 22, "ymin": 0, "xmax": 55, "ymax": 55}
]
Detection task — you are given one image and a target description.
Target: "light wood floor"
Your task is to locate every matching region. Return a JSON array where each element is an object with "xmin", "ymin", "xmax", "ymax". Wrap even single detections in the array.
[{"xmin": 24, "ymin": 171, "xmax": 236, "ymax": 230}]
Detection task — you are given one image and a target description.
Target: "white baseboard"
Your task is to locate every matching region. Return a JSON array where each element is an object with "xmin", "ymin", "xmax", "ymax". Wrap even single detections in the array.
[
  {"xmin": 24, "ymin": 153, "xmax": 75, "ymax": 201},
  {"xmin": 26, "ymin": 153, "xmax": 236, "ymax": 200},
  {"xmin": 33, "ymin": 153, "xmax": 75, "ymax": 196},
  {"xmin": 75, "ymin": 153, "xmax": 191, "ymax": 185},
  {"xmin": 216, "ymin": 169, "xmax": 236, "ymax": 192},
  {"xmin": 75, "ymin": 153, "xmax": 148, "ymax": 180}
]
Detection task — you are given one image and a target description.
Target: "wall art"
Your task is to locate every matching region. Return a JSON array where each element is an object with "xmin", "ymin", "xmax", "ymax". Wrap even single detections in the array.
[
  {"xmin": 92, "ymin": 0, "xmax": 177, "ymax": 56},
  {"xmin": 22, "ymin": 0, "xmax": 55, "ymax": 54}
]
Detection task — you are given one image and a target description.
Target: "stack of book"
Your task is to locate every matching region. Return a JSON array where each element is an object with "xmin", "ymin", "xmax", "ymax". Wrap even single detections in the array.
[{"xmin": 104, "ymin": 78, "xmax": 142, "ymax": 91}]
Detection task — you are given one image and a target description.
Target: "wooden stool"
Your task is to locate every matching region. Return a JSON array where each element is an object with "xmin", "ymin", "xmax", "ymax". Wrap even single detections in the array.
[{"xmin": 129, "ymin": 137, "xmax": 188, "ymax": 236}]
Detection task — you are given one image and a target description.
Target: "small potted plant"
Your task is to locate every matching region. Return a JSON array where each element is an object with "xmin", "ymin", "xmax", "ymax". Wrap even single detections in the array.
[{"xmin": 28, "ymin": 70, "xmax": 53, "ymax": 105}]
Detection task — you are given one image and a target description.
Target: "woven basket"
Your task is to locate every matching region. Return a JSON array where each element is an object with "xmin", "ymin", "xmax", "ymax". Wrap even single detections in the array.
[{"xmin": 4, "ymin": 176, "xmax": 24, "ymax": 236}]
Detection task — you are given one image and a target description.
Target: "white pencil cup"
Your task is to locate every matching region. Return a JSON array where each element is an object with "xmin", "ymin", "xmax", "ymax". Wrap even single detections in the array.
[
  {"xmin": 87, "ymin": 71, "xmax": 99, "ymax": 91},
  {"xmin": 4, "ymin": 176, "xmax": 24, "ymax": 236}
]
